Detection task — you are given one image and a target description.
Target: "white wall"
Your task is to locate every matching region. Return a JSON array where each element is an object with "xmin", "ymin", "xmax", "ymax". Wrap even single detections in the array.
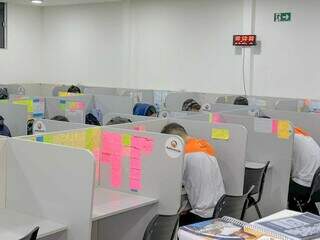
[
  {"xmin": 0, "ymin": 3, "xmax": 43, "ymax": 84},
  {"xmin": 254, "ymin": 0, "xmax": 320, "ymax": 99},
  {"xmin": 42, "ymin": 2, "xmax": 126, "ymax": 87},
  {"xmin": 41, "ymin": 0, "xmax": 245, "ymax": 94}
]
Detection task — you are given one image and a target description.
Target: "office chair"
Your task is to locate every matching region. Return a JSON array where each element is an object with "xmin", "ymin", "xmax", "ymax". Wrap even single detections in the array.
[
  {"xmin": 294, "ymin": 167, "xmax": 320, "ymax": 215},
  {"xmin": 242, "ymin": 161, "xmax": 270, "ymax": 219},
  {"xmin": 143, "ymin": 214, "xmax": 179, "ymax": 240},
  {"xmin": 20, "ymin": 226, "xmax": 39, "ymax": 240},
  {"xmin": 213, "ymin": 186, "xmax": 254, "ymax": 220}
]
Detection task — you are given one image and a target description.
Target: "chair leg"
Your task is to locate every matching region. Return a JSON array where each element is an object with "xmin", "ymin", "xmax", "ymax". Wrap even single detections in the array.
[{"xmin": 254, "ymin": 204, "xmax": 262, "ymax": 219}]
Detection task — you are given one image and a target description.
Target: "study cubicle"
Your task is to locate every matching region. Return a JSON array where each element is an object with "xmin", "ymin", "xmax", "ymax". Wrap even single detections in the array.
[
  {"xmin": 103, "ymin": 113, "xmax": 153, "ymax": 125},
  {"xmin": 84, "ymin": 86, "xmax": 155, "ymax": 105},
  {"xmin": 19, "ymin": 125, "xmax": 184, "ymax": 240},
  {"xmin": 0, "ymin": 137, "xmax": 95, "ymax": 240},
  {"xmin": 112, "ymin": 118, "xmax": 248, "ymax": 196},
  {"xmin": 186, "ymin": 111, "xmax": 294, "ymax": 219},
  {"xmin": 32, "ymin": 119, "xmax": 90, "ymax": 134},
  {"xmin": 0, "ymin": 103, "xmax": 27, "ymax": 136}
]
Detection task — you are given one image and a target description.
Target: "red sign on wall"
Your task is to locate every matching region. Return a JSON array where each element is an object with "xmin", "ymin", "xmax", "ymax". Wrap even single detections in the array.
[{"xmin": 233, "ymin": 35, "xmax": 257, "ymax": 46}]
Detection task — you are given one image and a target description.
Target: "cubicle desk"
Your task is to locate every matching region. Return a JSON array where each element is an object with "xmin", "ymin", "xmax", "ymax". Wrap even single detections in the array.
[
  {"xmin": 0, "ymin": 209, "xmax": 67, "ymax": 240},
  {"xmin": 91, "ymin": 188, "xmax": 158, "ymax": 240}
]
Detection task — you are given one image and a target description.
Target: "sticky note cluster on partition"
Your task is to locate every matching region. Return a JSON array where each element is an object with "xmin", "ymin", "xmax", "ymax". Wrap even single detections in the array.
[{"xmin": 101, "ymin": 131, "xmax": 154, "ymax": 192}]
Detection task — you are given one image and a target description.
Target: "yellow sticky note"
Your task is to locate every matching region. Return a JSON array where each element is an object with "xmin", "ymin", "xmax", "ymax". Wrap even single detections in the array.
[
  {"xmin": 212, "ymin": 128, "xmax": 230, "ymax": 140},
  {"xmin": 86, "ymin": 128, "xmax": 101, "ymax": 151},
  {"xmin": 13, "ymin": 99, "xmax": 33, "ymax": 112},
  {"xmin": 58, "ymin": 91, "xmax": 68, "ymax": 97},
  {"xmin": 277, "ymin": 120, "xmax": 291, "ymax": 140}
]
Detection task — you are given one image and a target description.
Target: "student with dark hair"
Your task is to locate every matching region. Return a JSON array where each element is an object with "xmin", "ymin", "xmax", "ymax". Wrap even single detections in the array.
[
  {"xmin": 0, "ymin": 116, "xmax": 11, "ymax": 137},
  {"xmin": 27, "ymin": 119, "xmax": 34, "ymax": 135},
  {"xmin": 182, "ymin": 99, "xmax": 201, "ymax": 112},
  {"xmin": 161, "ymin": 122, "xmax": 225, "ymax": 225},
  {"xmin": 85, "ymin": 113, "xmax": 101, "ymax": 126},
  {"xmin": 0, "ymin": 88, "xmax": 9, "ymax": 100},
  {"xmin": 133, "ymin": 103, "xmax": 157, "ymax": 117},
  {"xmin": 106, "ymin": 116, "xmax": 132, "ymax": 125},
  {"xmin": 67, "ymin": 85, "xmax": 81, "ymax": 94},
  {"xmin": 233, "ymin": 96, "xmax": 248, "ymax": 106},
  {"xmin": 51, "ymin": 115, "xmax": 69, "ymax": 122}
]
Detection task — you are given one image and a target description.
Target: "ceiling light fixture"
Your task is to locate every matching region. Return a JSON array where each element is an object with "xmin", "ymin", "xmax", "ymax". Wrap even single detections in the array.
[{"xmin": 31, "ymin": 0, "xmax": 43, "ymax": 4}]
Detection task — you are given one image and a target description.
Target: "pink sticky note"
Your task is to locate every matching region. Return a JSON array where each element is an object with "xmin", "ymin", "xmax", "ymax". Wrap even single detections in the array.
[
  {"xmin": 111, "ymin": 170, "xmax": 122, "ymax": 188},
  {"xmin": 131, "ymin": 156, "xmax": 142, "ymax": 169},
  {"xmin": 122, "ymin": 147, "xmax": 131, "ymax": 156},
  {"xmin": 272, "ymin": 120, "xmax": 278, "ymax": 134},
  {"xmin": 130, "ymin": 179, "xmax": 142, "ymax": 191},
  {"xmin": 142, "ymin": 138, "xmax": 153, "ymax": 154},
  {"xmin": 78, "ymin": 102, "xmax": 85, "ymax": 110},
  {"xmin": 130, "ymin": 169, "xmax": 141, "ymax": 179},
  {"xmin": 134, "ymin": 125, "xmax": 145, "ymax": 131},
  {"xmin": 212, "ymin": 113, "xmax": 223, "ymax": 123},
  {"xmin": 131, "ymin": 147, "xmax": 141, "ymax": 159},
  {"xmin": 101, "ymin": 152, "xmax": 111, "ymax": 164}
]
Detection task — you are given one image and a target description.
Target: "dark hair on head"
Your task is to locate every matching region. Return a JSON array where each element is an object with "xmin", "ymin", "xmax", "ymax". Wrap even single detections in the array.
[
  {"xmin": 234, "ymin": 96, "xmax": 248, "ymax": 106},
  {"xmin": 146, "ymin": 105, "xmax": 157, "ymax": 116},
  {"xmin": 107, "ymin": 116, "xmax": 132, "ymax": 125},
  {"xmin": 258, "ymin": 115, "xmax": 271, "ymax": 119},
  {"xmin": 51, "ymin": 115, "xmax": 69, "ymax": 122},
  {"xmin": 85, "ymin": 113, "xmax": 101, "ymax": 126},
  {"xmin": 67, "ymin": 85, "xmax": 81, "ymax": 94},
  {"xmin": 161, "ymin": 122, "xmax": 188, "ymax": 138},
  {"xmin": 182, "ymin": 98, "xmax": 201, "ymax": 111}
]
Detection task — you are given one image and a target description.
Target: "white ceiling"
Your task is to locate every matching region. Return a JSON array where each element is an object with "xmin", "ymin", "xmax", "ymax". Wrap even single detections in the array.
[{"xmin": 5, "ymin": 0, "xmax": 122, "ymax": 6}]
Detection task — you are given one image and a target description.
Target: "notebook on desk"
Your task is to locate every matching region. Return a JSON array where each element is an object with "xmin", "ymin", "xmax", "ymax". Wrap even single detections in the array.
[
  {"xmin": 180, "ymin": 217, "xmax": 277, "ymax": 239},
  {"xmin": 245, "ymin": 212, "xmax": 320, "ymax": 240}
]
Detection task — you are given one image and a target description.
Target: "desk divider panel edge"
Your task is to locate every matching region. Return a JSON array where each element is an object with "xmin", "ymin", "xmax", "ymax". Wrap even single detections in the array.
[
  {"xmin": 0, "ymin": 103, "xmax": 27, "ymax": 137},
  {"xmin": 6, "ymin": 138, "xmax": 95, "ymax": 240}
]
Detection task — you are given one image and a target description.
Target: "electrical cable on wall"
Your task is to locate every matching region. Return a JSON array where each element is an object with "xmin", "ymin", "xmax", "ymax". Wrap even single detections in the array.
[{"xmin": 242, "ymin": 47, "xmax": 247, "ymax": 97}]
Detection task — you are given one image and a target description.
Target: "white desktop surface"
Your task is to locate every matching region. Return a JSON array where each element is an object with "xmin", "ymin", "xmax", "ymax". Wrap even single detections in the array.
[
  {"xmin": 178, "ymin": 210, "xmax": 301, "ymax": 240},
  {"xmin": 0, "ymin": 208, "xmax": 67, "ymax": 239},
  {"xmin": 92, "ymin": 187, "xmax": 158, "ymax": 221}
]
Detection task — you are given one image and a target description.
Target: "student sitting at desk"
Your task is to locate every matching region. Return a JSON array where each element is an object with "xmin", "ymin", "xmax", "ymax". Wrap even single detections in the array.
[
  {"xmin": 0, "ymin": 116, "xmax": 11, "ymax": 137},
  {"xmin": 67, "ymin": 85, "xmax": 81, "ymax": 94},
  {"xmin": 182, "ymin": 99, "xmax": 201, "ymax": 112},
  {"xmin": 161, "ymin": 123, "xmax": 225, "ymax": 225},
  {"xmin": 234, "ymin": 96, "xmax": 248, "ymax": 106},
  {"xmin": 106, "ymin": 116, "xmax": 132, "ymax": 125},
  {"xmin": 133, "ymin": 103, "xmax": 157, "ymax": 117},
  {"xmin": 288, "ymin": 127, "xmax": 320, "ymax": 214},
  {"xmin": 51, "ymin": 115, "xmax": 69, "ymax": 122}
]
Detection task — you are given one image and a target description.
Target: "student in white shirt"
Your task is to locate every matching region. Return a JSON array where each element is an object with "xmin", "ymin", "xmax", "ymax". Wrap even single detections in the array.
[
  {"xmin": 288, "ymin": 128, "xmax": 320, "ymax": 214},
  {"xmin": 161, "ymin": 123, "xmax": 225, "ymax": 225}
]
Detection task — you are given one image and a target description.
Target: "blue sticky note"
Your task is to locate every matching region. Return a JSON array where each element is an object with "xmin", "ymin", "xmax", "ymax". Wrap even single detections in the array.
[{"xmin": 36, "ymin": 136, "xmax": 44, "ymax": 142}]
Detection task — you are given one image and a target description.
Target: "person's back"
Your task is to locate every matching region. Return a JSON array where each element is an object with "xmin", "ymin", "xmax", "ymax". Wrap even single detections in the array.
[
  {"xmin": 161, "ymin": 123, "xmax": 225, "ymax": 223},
  {"xmin": 292, "ymin": 131, "xmax": 320, "ymax": 187}
]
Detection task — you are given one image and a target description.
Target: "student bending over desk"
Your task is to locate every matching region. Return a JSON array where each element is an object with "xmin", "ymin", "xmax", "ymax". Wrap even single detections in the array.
[
  {"xmin": 288, "ymin": 127, "xmax": 320, "ymax": 214},
  {"xmin": 161, "ymin": 123, "xmax": 225, "ymax": 226}
]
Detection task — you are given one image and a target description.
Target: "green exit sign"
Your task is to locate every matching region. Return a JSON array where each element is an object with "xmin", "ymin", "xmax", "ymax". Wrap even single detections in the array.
[{"xmin": 274, "ymin": 12, "xmax": 291, "ymax": 22}]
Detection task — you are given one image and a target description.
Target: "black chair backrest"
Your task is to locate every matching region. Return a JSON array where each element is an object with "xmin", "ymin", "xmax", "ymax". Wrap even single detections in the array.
[
  {"xmin": 309, "ymin": 167, "xmax": 320, "ymax": 203},
  {"xmin": 243, "ymin": 161, "xmax": 270, "ymax": 202},
  {"xmin": 143, "ymin": 214, "xmax": 179, "ymax": 240},
  {"xmin": 20, "ymin": 226, "xmax": 40, "ymax": 240},
  {"xmin": 213, "ymin": 186, "xmax": 254, "ymax": 220}
]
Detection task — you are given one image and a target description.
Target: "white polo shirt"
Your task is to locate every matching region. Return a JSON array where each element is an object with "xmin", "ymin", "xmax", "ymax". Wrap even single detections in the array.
[
  {"xmin": 183, "ymin": 152, "xmax": 225, "ymax": 218},
  {"xmin": 292, "ymin": 134, "xmax": 320, "ymax": 187}
]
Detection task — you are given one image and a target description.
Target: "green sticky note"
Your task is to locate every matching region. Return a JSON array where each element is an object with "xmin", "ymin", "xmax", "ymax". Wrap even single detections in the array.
[
  {"xmin": 44, "ymin": 135, "xmax": 54, "ymax": 143},
  {"xmin": 122, "ymin": 134, "xmax": 131, "ymax": 146}
]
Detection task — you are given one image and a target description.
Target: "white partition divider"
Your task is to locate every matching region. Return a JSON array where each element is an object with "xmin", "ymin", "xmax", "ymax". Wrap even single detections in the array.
[
  {"xmin": 84, "ymin": 86, "xmax": 118, "ymax": 96},
  {"xmin": 0, "ymin": 103, "xmax": 27, "ymax": 136},
  {"xmin": 209, "ymin": 103, "xmax": 250, "ymax": 112},
  {"xmin": 0, "ymin": 138, "xmax": 6, "ymax": 209},
  {"xmin": 218, "ymin": 113, "xmax": 294, "ymax": 217},
  {"xmin": 34, "ymin": 119, "xmax": 90, "ymax": 133},
  {"xmin": 17, "ymin": 83, "xmax": 57, "ymax": 97},
  {"xmin": 113, "ymin": 118, "xmax": 247, "ymax": 196},
  {"xmin": 100, "ymin": 126, "xmax": 184, "ymax": 215},
  {"xmin": 0, "ymin": 84, "xmax": 25, "ymax": 96},
  {"xmin": 103, "ymin": 113, "xmax": 153, "ymax": 125},
  {"xmin": 261, "ymin": 109, "xmax": 320, "ymax": 146},
  {"xmin": 52, "ymin": 85, "xmax": 86, "ymax": 96},
  {"xmin": 45, "ymin": 96, "xmax": 91, "ymax": 123},
  {"xmin": 165, "ymin": 92, "xmax": 203, "ymax": 112},
  {"xmin": 275, "ymin": 99, "xmax": 299, "ymax": 111},
  {"xmin": 94, "ymin": 94, "xmax": 134, "ymax": 115},
  {"xmin": 5, "ymin": 138, "xmax": 95, "ymax": 240}
]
